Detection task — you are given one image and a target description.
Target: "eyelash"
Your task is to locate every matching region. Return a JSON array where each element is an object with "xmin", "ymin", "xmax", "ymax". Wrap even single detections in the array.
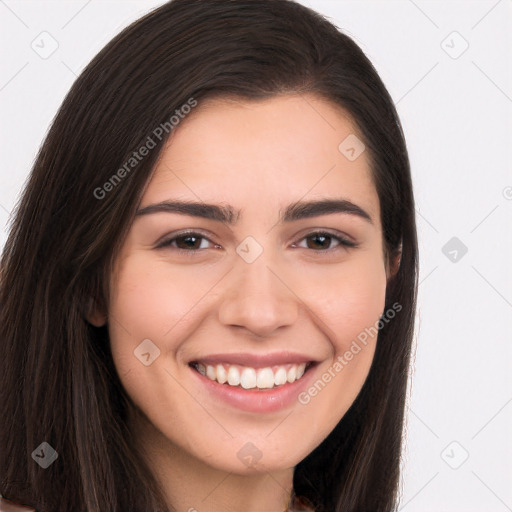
[{"xmin": 156, "ymin": 230, "xmax": 358, "ymax": 254}]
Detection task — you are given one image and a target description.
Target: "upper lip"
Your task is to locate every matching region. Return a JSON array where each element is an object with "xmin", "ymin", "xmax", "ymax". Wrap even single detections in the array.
[{"xmin": 189, "ymin": 351, "xmax": 318, "ymax": 368}]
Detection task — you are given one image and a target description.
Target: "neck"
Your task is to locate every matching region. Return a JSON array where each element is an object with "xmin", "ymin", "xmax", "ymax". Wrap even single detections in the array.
[{"xmin": 130, "ymin": 411, "xmax": 294, "ymax": 512}]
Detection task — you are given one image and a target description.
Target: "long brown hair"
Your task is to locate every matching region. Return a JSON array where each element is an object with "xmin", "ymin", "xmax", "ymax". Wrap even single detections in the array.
[{"xmin": 0, "ymin": 1, "xmax": 418, "ymax": 510}]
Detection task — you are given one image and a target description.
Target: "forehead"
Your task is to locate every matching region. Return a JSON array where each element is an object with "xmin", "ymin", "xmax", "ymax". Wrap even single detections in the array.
[{"xmin": 142, "ymin": 93, "xmax": 379, "ymax": 222}]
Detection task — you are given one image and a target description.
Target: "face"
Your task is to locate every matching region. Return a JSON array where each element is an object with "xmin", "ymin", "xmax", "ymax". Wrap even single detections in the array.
[{"xmin": 96, "ymin": 93, "xmax": 389, "ymax": 475}]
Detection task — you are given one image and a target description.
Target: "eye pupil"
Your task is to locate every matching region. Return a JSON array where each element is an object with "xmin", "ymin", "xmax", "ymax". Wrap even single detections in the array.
[
  {"xmin": 177, "ymin": 235, "xmax": 201, "ymax": 250},
  {"xmin": 308, "ymin": 233, "xmax": 330, "ymax": 250}
]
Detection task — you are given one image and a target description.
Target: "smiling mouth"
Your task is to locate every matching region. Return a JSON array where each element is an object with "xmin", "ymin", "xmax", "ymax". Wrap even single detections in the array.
[{"xmin": 189, "ymin": 361, "xmax": 315, "ymax": 390}]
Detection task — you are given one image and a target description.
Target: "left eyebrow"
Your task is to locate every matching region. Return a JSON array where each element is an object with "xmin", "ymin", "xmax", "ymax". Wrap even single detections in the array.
[
  {"xmin": 135, "ymin": 198, "xmax": 373, "ymax": 225},
  {"xmin": 282, "ymin": 198, "xmax": 373, "ymax": 225}
]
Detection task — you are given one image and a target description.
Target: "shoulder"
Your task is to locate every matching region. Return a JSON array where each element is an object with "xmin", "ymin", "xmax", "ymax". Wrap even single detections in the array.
[{"xmin": 0, "ymin": 496, "xmax": 36, "ymax": 512}]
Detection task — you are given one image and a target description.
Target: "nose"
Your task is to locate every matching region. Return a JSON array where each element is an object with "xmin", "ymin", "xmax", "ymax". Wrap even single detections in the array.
[{"xmin": 217, "ymin": 253, "xmax": 299, "ymax": 338}]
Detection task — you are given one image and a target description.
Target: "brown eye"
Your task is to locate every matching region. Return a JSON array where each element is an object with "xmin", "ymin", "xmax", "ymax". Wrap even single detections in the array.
[
  {"xmin": 174, "ymin": 235, "xmax": 204, "ymax": 250},
  {"xmin": 157, "ymin": 231, "xmax": 216, "ymax": 251},
  {"xmin": 296, "ymin": 231, "xmax": 358, "ymax": 251},
  {"xmin": 306, "ymin": 233, "xmax": 334, "ymax": 250}
]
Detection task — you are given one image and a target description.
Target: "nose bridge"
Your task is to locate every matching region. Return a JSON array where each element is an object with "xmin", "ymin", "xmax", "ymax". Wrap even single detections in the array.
[{"xmin": 218, "ymin": 245, "xmax": 299, "ymax": 336}]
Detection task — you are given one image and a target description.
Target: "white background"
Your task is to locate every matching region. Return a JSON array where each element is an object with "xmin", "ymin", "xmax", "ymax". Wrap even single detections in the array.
[{"xmin": 1, "ymin": 1, "xmax": 511, "ymax": 510}]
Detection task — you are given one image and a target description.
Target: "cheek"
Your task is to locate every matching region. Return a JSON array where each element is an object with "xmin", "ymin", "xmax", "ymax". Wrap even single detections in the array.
[
  {"xmin": 105, "ymin": 260, "xmax": 207, "ymax": 448},
  {"xmin": 293, "ymin": 254, "xmax": 387, "ymax": 436},
  {"xmin": 105, "ymin": 258, "xmax": 195, "ymax": 398},
  {"xmin": 107, "ymin": 256, "xmax": 212, "ymax": 355},
  {"xmin": 300, "ymin": 252, "xmax": 387, "ymax": 350}
]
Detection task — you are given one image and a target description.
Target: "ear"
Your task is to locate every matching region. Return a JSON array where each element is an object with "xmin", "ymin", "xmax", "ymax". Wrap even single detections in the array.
[
  {"xmin": 387, "ymin": 242, "xmax": 402, "ymax": 280},
  {"xmin": 85, "ymin": 295, "xmax": 108, "ymax": 327}
]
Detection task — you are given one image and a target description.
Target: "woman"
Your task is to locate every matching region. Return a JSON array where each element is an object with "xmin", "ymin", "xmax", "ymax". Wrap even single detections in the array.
[{"xmin": 0, "ymin": 1, "xmax": 418, "ymax": 511}]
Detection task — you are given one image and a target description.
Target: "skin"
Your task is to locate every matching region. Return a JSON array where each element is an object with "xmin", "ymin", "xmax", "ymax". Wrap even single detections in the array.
[{"xmin": 89, "ymin": 93, "xmax": 394, "ymax": 512}]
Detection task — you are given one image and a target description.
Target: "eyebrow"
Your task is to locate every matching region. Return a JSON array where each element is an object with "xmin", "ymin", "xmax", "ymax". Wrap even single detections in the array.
[{"xmin": 135, "ymin": 198, "xmax": 373, "ymax": 225}]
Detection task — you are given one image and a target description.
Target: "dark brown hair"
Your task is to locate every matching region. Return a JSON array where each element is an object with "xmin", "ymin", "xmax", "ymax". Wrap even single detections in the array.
[{"xmin": 0, "ymin": 1, "xmax": 418, "ymax": 510}]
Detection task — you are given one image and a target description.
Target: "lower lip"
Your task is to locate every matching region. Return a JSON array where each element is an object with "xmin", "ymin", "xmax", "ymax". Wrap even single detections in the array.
[{"xmin": 189, "ymin": 363, "xmax": 317, "ymax": 413}]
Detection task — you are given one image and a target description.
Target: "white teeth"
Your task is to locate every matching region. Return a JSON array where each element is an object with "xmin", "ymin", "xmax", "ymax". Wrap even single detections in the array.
[
  {"xmin": 227, "ymin": 366, "xmax": 240, "ymax": 386},
  {"xmin": 216, "ymin": 364, "xmax": 227, "ymax": 384},
  {"xmin": 240, "ymin": 367, "xmax": 257, "ymax": 389},
  {"xmin": 194, "ymin": 362, "xmax": 310, "ymax": 389},
  {"xmin": 287, "ymin": 365, "xmax": 297, "ymax": 383},
  {"xmin": 206, "ymin": 365, "xmax": 216, "ymax": 380},
  {"xmin": 274, "ymin": 367, "xmax": 288, "ymax": 386},
  {"xmin": 257, "ymin": 368, "xmax": 275, "ymax": 389}
]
